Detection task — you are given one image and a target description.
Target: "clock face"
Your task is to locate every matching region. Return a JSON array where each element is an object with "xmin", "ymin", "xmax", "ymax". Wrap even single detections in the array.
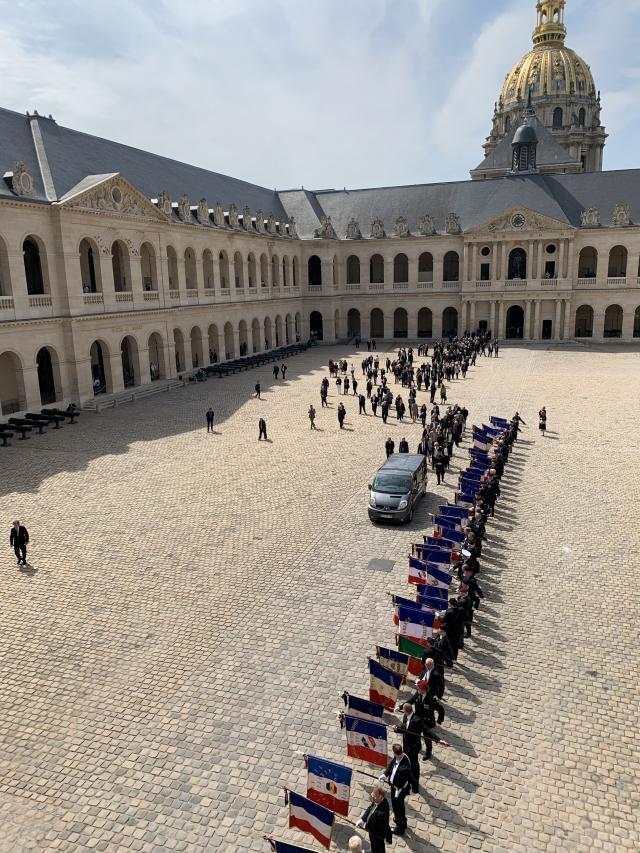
[{"xmin": 511, "ymin": 213, "xmax": 526, "ymax": 229}]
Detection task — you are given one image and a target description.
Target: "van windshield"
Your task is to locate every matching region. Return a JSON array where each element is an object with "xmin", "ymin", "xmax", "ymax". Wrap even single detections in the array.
[{"xmin": 372, "ymin": 472, "xmax": 413, "ymax": 494}]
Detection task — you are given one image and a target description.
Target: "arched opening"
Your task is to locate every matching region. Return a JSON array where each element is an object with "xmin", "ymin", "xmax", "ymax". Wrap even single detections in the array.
[
  {"xmin": 505, "ymin": 305, "xmax": 524, "ymax": 339},
  {"xmin": 578, "ymin": 107, "xmax": 586, "ymax": 128},
  {"xmin": 111, "ymin": 240, "xmax": 131, "ymax": 292},
  {"xmin": 252, "ymin": 318, "xmax": 261, "ymax": 352},
  {"xmin": 347, "ymin": 308, "xmax": 361, "ymax": 338},
  {"xmin": 173, "ymin": 328, "xmax": 186, "ymax": 372},
  {"xmin": 292, "ymin": 257, "xmax": 298, "ymax": 287},
  {"xmin": 574, "ymin": 305, "xmax": 594, "ymax": 338},
  {"xmin": 208, "ymin": 324, "xmax": 219, "ymax": 362},
  {"xmin": 282, "ymin": 256, "xmax": 290, "ymax": 287},
  {"xmin": 634, "ymin": 307, "xmax": 640, "ymax": 338},
  {"xmin": 238, "ymin": 320, "xmax": 248, "ymax": 355},
  {"xmin": 234, "ymin": 251, "xmax": 244, "ymax": 288},
  {"xmin": 120, "ymin": 335, "xmax": 140, "ymax": 387},
  {"xmin": 219, "ymin": 251, "xmax": 230, "ymax": 289},
  {"xmin": 264, "ymin": 317, "xmax": 273, "ymax": 349},
  {"xmin": 295, "ymin": 312, "xmax": 302, "ymax": 340},
  {"xmin": 394, "ymin": 253, "xmax": 409, "ymax": 283},
  {"xmin": 90, "ymin": 340, "xmax": 111, "ymax": 394},
  {"xmin": 140, "ymin": 242, "xmax": 157, "ymax": 291},
  {"xmin": 190, "ymin": 326, "xmax": 203, "ymax": 367},
  {"xmin": 275, "ymin": 315, "xmax": 283, "ymax": 346},
  {"xmin": 370, "ymin": 308, "xmax": 384, "ymax": 338},
  {"xmin": 347, "ymin": 255, "xmax": 361, "ymax": 284},
  {"xmin": 184, "ymin": 248, "xmax": 197, "ymax": 291},
  {"xmin": 224, "ymin": 321, "xmax": 235, "ymax": 359},
  {"xmin": 418, "ymin": 307, "xmax": 433, "ymax": 338},
  {"xmin": 603, "ymin": 304, "xmax": 623, "ymax": 338},
  {"xmin": 578, "ymin": 246, "xmax": 597, "ymax": 278},
  {"xmin": 79, "ymin": 238, "xmax": 100, "ymax": 292},
  {"xmin": 443, "ymin": 306, "xmax": 459, "ymax": 337},
  {"xmin": 0, "ymin": 236, "xmax": 11, "ymax": 296},
  {"xmin": 394, "ymin": 307, "xmax": 408, "ymax": 338},
  {"xmin": 308, "ymin": 255, "xmax": 322, "ymax": 286},
  {"xmin": 310, "ymin": 310, "xmax": 323, "ymax": 341},
  {"xmin": 508, "ymin": 248, "xmax": 527, "ymax": 280},
  {"xmin": 370, "ymin": 254, "xmax": 384, "ymax": 284},
  {"xmin": 285, "ymin": 313, "xmax": 293, "ymax": 345},
  {"xmin": 36, "ymin": 346, "xmax": 60, "ymax": 404},
  {"xmin": 23, "ymin": 236, "xmax": 47, "ymax": 294},
  {"xmin": 504, "ymin": 115, "xmax": 511, "ymax": 133},
  {"xmin": 260, "ymin": 254, "xmax": 269, "ymax": 287},
  {"xmin": 247, "ymin": 253, "xmax": 257, "ymax": 288},
  {"xmin": 271, "ymin": 254, "xmax": 280, "ymax": 286},
  {"xmin": 148, "ymin": 332, "xmax": 165, "ymax": 380},
  {"xmin": 166, "ymin": 246, "xmax": 179, "ymax": 290},
  {"xmin": 553, "ymin": 107, "xmax": 563, "ymax": 130},
  {"xmin": 203, "ymin": 249, "xmax": 214, "ymax": 290},
  {"xmin": 0, "ymin": 351, "xmax": 25, "ymax": 414},
  {"xmin": 607, "ymin": 245, "xmax": 627, "ymax": 278},
  {"xmin": 418, "ymin": 252, "xmax": 433, "ymax": 283},
  {"xmin": 443, "ymin": 251, "xmax": 459, "ymax": 282}
]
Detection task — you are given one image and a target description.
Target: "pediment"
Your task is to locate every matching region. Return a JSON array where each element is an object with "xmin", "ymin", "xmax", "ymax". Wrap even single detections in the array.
[
  {"xmin": 56, "ymin": 174, "xmax": 169, "ymax": 221},
  {"xmin": 468, "ymin": 207, "xmax": 573, "ymax": 237}
]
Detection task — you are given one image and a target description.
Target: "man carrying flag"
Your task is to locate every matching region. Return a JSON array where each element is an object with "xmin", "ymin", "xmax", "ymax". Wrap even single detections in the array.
[
  {"xmin": 393, "ymin": 702, "xmax": 422, "ymax": 793},
  {"xmin": 377, "ymin": 743, "xmax": 414, "ymax": 838},
  {"xmin": 356, "ymin": 784, "xmax": 392, "ymax": 853}
]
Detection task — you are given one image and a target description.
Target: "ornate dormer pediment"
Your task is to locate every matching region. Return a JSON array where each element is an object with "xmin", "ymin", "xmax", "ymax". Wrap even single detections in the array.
[
  {"xmin": 346, "ymin": 218, "xmax": 362, "ymax": 239},
  {"xmin": 229, "ymin": 203, "xmax": 240, "ymax": 229},
  {"xmin": 213, "ymin": 201, "xmax": 225, "ymax": 227},
  {"xmin": 467, "ymin": 206, "xmax": 571, "ymax": 237},
  {"xmin": 243, "ymin": 206, "xmax": 252, "ymax": 230},
  {"xmin": 156, "ymin": 190, "xmax": 172, "ymax": 217},
  {"xmin": 288, "ymin": 216, "xmax": 298, "ymax": 239},
  {"xmin": 267, "ymin": 213, "xmax": 278, "ymax": 235},
  {"xmin": 255, "ymin": 210, "xmax": 265, "ymax": 233},
  {"xmin": 370, "ymin": 218, "xmax": 385, "ymax": 239},
  {"xmin": 445, "ymin": 212, "xmax": 461, "ymax": 234},
  {"xmin": 393, "ymin": 216, "xmax": 410, "ymax": 237},
  {"xmin": 611, "ymin": 204, "xmax": 630, "ymax": 227},
  {"xmin": 3, "ymin": 161, "xmax": 35, "ymax": 197},
  {"xmin": 580, "ymin": 206, "xmax": 600, "ymax": 227},
  {"xmin": 417, "ymin": 213, "xmax": 435, "ymax": 236},
  {"xmin": 178, "ymin": 193, "xmax": 191, "ymax": 222},
  {"xmin": 197, "ymin": 198, "xmax": 210, "ymax": 225},
  {"xmin": 314, "ymin": 216, "xmax": 336, "ymax": 239},
  {"xmin": 56, "ymin": 174, "xmax": 169, "ymax": 221}
]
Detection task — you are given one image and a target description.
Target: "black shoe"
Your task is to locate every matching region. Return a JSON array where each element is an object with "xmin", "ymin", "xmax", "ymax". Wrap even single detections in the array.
[{"xmin": 392, "ymin": 828, "xmax": 406, "ymax": 836}]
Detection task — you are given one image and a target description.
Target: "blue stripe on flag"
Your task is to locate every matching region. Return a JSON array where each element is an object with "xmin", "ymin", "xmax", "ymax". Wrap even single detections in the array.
[
  {"xmin": 345, "ymin": 715, "xmax": 387, "ymax": 740},
  {"xmin": 346, "ymin": 694, "xmax": 384, "ymax": 719},
  {"xmin": 378, "ymin": 646, "xmax": 409, "ymax": 667},
  {"xmin": 307, "ymin": 755, "xmax": 352, "ymax": 787},
  {"xmin": 396, "ymin": 605, "xmax": 435, "ymax": 626},
  {"xmin": 369, "ymin": 658, "xmax": 404, "ymax": 689},
  {"xmin": 288, "ymin": 790, "xmax": 334, "ymax": 828}
]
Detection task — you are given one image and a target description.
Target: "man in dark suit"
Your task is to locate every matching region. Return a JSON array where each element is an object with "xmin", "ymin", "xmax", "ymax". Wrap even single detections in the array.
[
  {"xmin": 10, "ymin": 521, "xmax": 29, "ymax": 565},
  {"xmin": 258, "ymin": 418, "xmax": 267, "ymax": 440},
  {"xmin": 378, "ymin": 743, "xmax": 414, "ymax": 837},
  {"xmin": 393, "ymin": 702, "xmax": 422, "ymax": 793},
  {"xmin": 357, "ymin": 784, "xmax": 391, "ymax": 852}
]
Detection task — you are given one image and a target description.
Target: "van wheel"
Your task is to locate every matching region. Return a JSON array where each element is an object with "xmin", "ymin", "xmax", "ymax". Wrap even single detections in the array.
[{"xmin": 407, "ymin": 508, "xmax": 414, "ymax": 523}]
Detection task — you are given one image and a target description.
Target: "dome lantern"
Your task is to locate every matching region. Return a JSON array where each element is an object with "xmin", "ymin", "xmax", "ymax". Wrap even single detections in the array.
[{"xmin": 533, "ymin": 1, "xmax": 567, "ymax": 47}]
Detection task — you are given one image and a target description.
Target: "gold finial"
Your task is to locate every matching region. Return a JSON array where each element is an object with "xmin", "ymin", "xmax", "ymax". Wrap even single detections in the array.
[{"xmin": 533, "ymin": 1, "xmax": 567, "ymax": 46}]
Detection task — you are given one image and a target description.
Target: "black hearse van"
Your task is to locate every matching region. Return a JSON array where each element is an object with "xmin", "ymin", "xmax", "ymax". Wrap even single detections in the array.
[{"xmin": 368, "ymin": 453, "xmax": 428, "ymax": 524}]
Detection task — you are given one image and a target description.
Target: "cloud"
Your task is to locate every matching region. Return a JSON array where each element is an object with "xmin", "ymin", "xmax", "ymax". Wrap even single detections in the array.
[{"xmin": 0, "ymin": 0, "xmax": 638, "ymax": 190}]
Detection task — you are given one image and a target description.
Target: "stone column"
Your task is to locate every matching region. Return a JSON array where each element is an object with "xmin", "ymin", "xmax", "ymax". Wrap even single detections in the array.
[
  {"xmin": 212, "ymin": 254, "xmax": 221, "ymax": 297},
  {"xmin": 554, "ymin": 299, "xmax": 562, "ymax": 340},
  {"xmin": 321, "ymin": 258, "xmax": 333, "ymax": 291},
  {"xmin": 324, "ymin": 312, "xmax": 337, "ymax": 342},
  {"xmin": 490, "ymin": 300, "xmax": 496, "ymax": 335},
  {"xmin": 107, "ymin": 351, "xmax": 125, "ymax": 394},
  {"xmin": 533, "ymin": 299, "xmax": 541, "ymax": 340},
  {"xmin": 138, "ymin": 346, "xmax": 151, "ymax": 386},
  {"xmin": 524, "ymin": 300, "xmax": 532, "ymax": 340},
  {"xmin": 130, "ymin": 251, "xmax": 145, "ymax": 310},
  {"xmin": 233, "ymin": 327, "xmax": 241, "ymax": 359},
  {"xmin": 498, "ymin": 301, "xmax": 505, "ymax": 339},
  {"xmin": 562, "ymin": 298, "xmax": 572, "ymax": 340},
  {"xmin": 22, "ymin": 364, "xmax": 43, "ymax": 412},
  {"xmin": 97, "ymin": 251, "xmax": 117, "ymax": 313},
  {"xmin": 527, "ymin": 240, "xmax": 534, "ymax": 280},
  {"xmin": 470, "ymin": 244, "xmax": 477, "ymax": 282},
  {"xmin": 500, "ymin": 243, "xmax": 507, "ymax": 281},
  {"xmin": 408, "ymin": 255, "xmax": 418, "ymax": 289},
  {"xmin": 536, "ymin": 242, "xmax": 544, "ymax": 281},
  {"xmin": 558, "ymin": 240, "xmax": 566, "ymax": 280},
  {"xmin": 621, "ymin": 306, "xmax": 635, "ymax": 341},
  {"xmin": 384, "ymin": 256, "xmax": 394, "ymax": 288},
  {"xmin": 432, "ymin": 308, "xmax": 443, "ymax": 340},
  {"xmin": 361, "ymin": 311, "xmax": 371, "ymax": 339},
  {"xmin": 470, "ymin": 300, "xmax": 476, "ymax": 332}
]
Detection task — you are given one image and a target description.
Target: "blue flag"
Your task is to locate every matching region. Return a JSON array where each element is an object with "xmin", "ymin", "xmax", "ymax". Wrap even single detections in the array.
[
  {"xmin": 439, "ymin": 505, "xmax": 469, "ymax": 519},
  {"xmin": 343, "ymin": 693, "xmax": 384, "ymax": 721}
]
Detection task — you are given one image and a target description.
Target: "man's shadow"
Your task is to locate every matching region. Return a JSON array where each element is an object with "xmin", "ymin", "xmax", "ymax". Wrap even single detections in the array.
[{"xmin": 18, "ymin": 562, "xmax": 38, "ymax": 577}]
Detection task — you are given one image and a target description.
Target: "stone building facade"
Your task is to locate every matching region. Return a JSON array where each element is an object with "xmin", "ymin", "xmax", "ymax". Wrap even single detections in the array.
[{"xmin": 0, "ymin": 0, "xmax": 638, "ymax": 415}]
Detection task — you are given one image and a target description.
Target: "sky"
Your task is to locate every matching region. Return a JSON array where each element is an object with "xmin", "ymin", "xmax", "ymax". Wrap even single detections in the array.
[{"xmin": 0, "ymin": 0, "xmax": 639, "ymax": 190}]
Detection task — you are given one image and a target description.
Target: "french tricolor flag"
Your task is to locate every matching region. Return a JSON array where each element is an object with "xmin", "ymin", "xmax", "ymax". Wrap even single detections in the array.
[
  {"xmin": 369, "ymin": 658, "xmax": 403, "ymax": 709},
  {"xmin": 306, "ymin": 755, "xmax": 352, "ymax": 817},
  {"xmin": 344, "ymin": 714, "xmax": 388, "ymax": 768},
  {"xmin": 288, "ymin": 790, "xmax": 334, "ymax": 850},
  {"xmin": 343, "ymin": 693, "xmax": 385, "ymax": 722}
]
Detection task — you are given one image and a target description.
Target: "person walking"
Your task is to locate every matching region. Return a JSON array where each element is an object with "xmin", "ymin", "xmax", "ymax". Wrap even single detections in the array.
[
  {"xmin": 205, "ymin": 407, "xmax": 214, "ymax": 432},
  {"xmin": 394, "ymin": 702, "xmax": 423, "ymax": 795},
  {"xmin": 337, "ymin": 402, "xmax": 346, "ymax": 429},
  {"xmin": 273, "ymin": 365, "xmax": 279, "ymax": 380},
  {"xmin": 385, "ymin": 437, "xmax": 395, "ymax": 458},
  {"xmin": 308, "ymin": 405, "xmax": 317, "ymax": 429},
  {"xmin": 381, "ymin": 401, "xmax": 389, "ymax": 424},
  {"xmin": 358, "ymin": 394, "xmax": 367, "ymax": 415},
  {"xmin": 10, "ymin": 521, "xmax": 29, "ymax": 566},
  {"xmin": 320, "ymin": 385, "xmax": 328, "ymax": 408},
  {"xmin": 399, "ymin": 438, "xmax": 409, "ymax": 453},
  {"xmin": 433, "ymin": 445, "xmax": 446, "ymax": 485},
  {"xmin": 538, "ymin": 406, "xmax": 547, "ymax": 436},
  {"xmin": 258, "ymin": 418, "xmax": 268, "ymax": 440},
  {"xmin": 377, "ymin": 744, "xmax": 413, "ymax": 839}
]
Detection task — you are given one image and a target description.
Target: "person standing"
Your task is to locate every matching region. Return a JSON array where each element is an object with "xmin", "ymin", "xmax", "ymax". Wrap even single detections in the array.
[
  {"xmin": 281, "ymin": 364, "xmax": 287, "ymax": 380},
  {"xmin": 356, "ymin": 784, "xmax": 392, "ymax": 853},
  {"xmin": 258, "ymin": 418, "xmax": 267, "ymax": 441},
  {"xmin": 337, "ymin": 402, "xmax": 346, "ymax": 429},
  {"xmin": 398, "ymin": 438, "xmax": 409, "ymax": 453},
  {"xmin": 308, "ymin": 405, "xmax": 317, "ymax": 429},
  {"xmin": 10, "ymin": 521, "xmax": 29, "ymax": 566},
  {"xmin": 394, "ymin": 703, "xmax": 422, "ymax": 794},
  {"xmin": 358, "ymin": 394, "xmax": 366, "ymax": 415},
  {"xmin": 254, "ymin": 382, "xmax": 261, "ymax": 399},
  {"xmin": 273, "ymin": 365, "xmax": 279, "ymax": 380},
  {"xmin": 385, "ymin": 437, "xmax": 395, "ymax": 458},
  {"xmin": 539, "ymin": 406, "xmax": 547, "ymax": 436},
  {"xmin": 378, "ymin": 744, "xmax": 413, "ymax": 838},
  {"xmin": 205, "ymin": 407, "xmax": 214, "ymax": 432},
  {"xmin": 381, "ymin": 401, "xmax": 389, "ymax": 425}
]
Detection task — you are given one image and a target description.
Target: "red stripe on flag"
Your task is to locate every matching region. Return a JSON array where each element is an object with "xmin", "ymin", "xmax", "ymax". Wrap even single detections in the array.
[
  {"xmin": 369, "ymin": 687, "xmax": 395, "ymax": 710},
  {"xmin": 307, "ymin": 788, "xmax": 349, "ymax": 817},
  {"xmin": 289, "ymin": 815, "xmax": 331, "ymax": 849},
  {"xmin": 347, "ymin": 743, "xmax": 388, "ymax": 768}
]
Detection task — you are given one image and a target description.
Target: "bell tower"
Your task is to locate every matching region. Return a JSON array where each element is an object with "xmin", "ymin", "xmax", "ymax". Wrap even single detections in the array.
[{"xmin": 533, "ymin": 1, "xmax": 566, "ymax": 45}]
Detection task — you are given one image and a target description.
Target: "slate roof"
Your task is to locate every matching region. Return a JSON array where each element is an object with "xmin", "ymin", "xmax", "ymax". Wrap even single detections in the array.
[{"xmin": 1, "ymin": 106, "xmax": 639, "ymax": 239}]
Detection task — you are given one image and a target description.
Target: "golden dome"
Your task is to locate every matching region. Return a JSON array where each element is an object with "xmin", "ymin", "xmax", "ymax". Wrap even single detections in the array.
[
  {"xmin": 499, "ymin": 2, "xmax": 596, "ymax": 107},
  {"xmin": 500, "ymin": 44, "xmax": 596, "ymax": 107}
]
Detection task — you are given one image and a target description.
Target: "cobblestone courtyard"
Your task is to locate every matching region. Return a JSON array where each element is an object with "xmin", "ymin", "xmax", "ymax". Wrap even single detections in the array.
[{"xmin": 0, "ymin": 343, "xmax": 638, "ymax": 853}]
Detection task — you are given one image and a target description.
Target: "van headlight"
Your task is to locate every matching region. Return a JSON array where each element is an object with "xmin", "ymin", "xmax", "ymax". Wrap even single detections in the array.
[
  {"xmin": 398, "ymin": 499, "xmax": 408, "ymax": 509},
  {"xmin": 369, "ymin": 495, "xmax": 376, "ymax": 507}
]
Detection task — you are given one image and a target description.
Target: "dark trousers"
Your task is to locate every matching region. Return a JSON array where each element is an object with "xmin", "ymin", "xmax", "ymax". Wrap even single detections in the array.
[
  {"xmin": 258, "ymin": 426, "xmax": 267, "ymax": 440},
  {"xmin": 14, "ymin": 543, "xmax": 27, "ymax": 563},
  {"xmin": 391, "ymin": 787, "xmax": 409, "ymax": 833},
  {"xmin": 206, "ymin": 419, "xmax": 213, "ymax": 432},
  {"xmin": 407, "ymin": 747, "xmax": 420, "ymax": 792},
  {"xmin": 369, "ymin": 834, "xmax": 386, "ymax": 853},
  {"xmin": 435, "ymin": 464, "xmax": 445, "ymax": 484}
]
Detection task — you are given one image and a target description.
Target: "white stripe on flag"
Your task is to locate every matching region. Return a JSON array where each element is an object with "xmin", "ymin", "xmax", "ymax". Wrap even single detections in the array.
[
  {"xmin": 290, "ymin": 802, "xmax": 332, "ymax": 840},
  {"xmin": 307, "ymin": 772, "xmax": 349, "ymax": 804}
]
